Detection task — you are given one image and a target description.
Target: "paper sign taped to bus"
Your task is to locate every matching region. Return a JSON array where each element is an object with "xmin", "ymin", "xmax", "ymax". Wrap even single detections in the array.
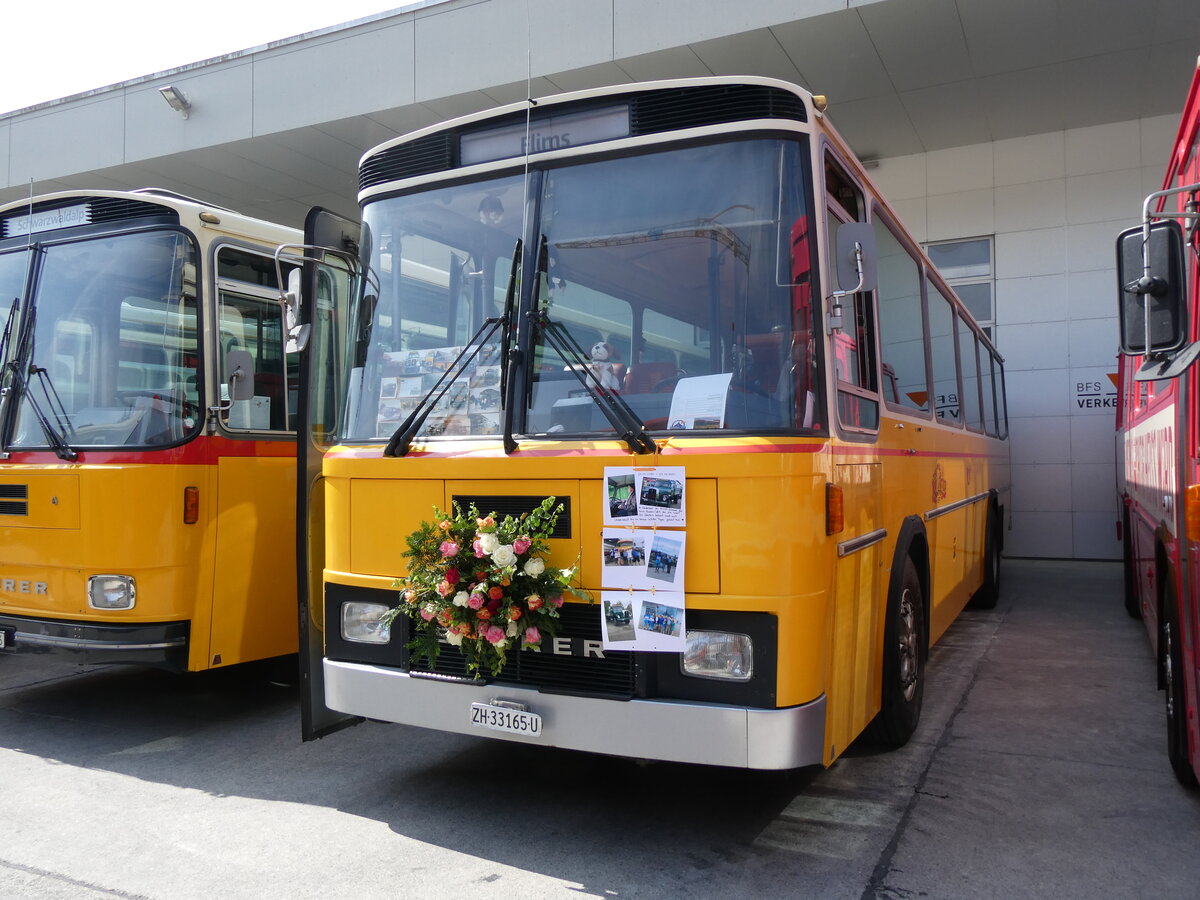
[
  {"xmin": 600, "ymin": 591, "xmax": 685, "ymax": 652},
  {"xmin": 604, "ymin": 466, "xmax": 685, "ymax": 526}
]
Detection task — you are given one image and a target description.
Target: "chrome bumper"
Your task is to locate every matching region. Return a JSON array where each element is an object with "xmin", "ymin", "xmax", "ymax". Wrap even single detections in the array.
[{"xmin": 324, "ymin": 658, "xmax": 826, "ymax": 769}]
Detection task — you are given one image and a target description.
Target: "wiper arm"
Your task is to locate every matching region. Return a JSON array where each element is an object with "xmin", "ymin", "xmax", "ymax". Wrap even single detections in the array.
[
  {"xmin": 385, "ymin": 239, "xmax": 522, "ymax": 458},
  {"xmin": 25, "ymin": 360, "xmax": 77, "ymax": 460},
  {"xmin": 530, "ymin": 307, "xmax": 655, "ymax": 455}
]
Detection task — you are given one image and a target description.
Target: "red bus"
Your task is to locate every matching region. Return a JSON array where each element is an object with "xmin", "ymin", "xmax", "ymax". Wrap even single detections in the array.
[{"xmin": 1116, "ymin": 57, "xmax": 1200, "ymax": 788}]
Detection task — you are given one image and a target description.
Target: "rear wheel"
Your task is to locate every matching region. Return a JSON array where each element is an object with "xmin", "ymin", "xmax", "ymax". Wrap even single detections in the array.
[
  {"xmin": 870, "ymin": 558, "xmax": 925, "ymax": 747},
  {"xmin": 1162, "ymin": 588, "xmax": 1199, "ymax": 788}
]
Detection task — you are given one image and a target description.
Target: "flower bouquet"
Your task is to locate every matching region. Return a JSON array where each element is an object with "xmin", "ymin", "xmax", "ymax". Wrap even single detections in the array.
[{"xmin": 384, "ymin": 496, "xmax": 586, "ymax": 677}]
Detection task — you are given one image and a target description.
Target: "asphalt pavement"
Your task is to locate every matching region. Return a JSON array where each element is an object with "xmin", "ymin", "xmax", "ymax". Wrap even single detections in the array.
[{"xmin": 0, "ymin": 559, "xmax": 1197, "ymax": 899}]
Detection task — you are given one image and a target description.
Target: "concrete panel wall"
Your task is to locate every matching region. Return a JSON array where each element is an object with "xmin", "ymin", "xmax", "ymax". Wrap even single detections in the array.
[{"xmin": 872, "ymin": 112, "xmax": 1179, "ymax": 559}]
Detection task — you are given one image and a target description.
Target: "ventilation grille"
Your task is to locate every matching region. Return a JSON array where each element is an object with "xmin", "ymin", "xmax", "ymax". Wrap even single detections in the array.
[
  {"xmin": 450, "ymin": 494, "xmax": 571, "ymax": 539},
  {"xmin": 408, "ymin": 601, "xmax": 634, "ymax": 696},
  {"xmin": 357, "ymin": 84, "xmax": 807, "ymax": 189},
  {"xmin": 0, "ymin": 484, "xmax": 28, "ymax": 516},
  {"xmin": 0, "ymin": 196, "xmax": 175, "ymax": 239},
  {"xmin": 359, "ymin": 133, "xmax": 458, "ymax": 191},
  {"xmin": 630, "ymin": 83, "xmax": 806, "ymax": 135}
]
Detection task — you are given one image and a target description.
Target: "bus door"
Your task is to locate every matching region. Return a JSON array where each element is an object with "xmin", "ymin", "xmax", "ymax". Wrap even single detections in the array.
[
  {"xmin": 822, "ymin": 159, "xmax": 886, "ymax": 759},
  {"xmin": 296, "ymin": 208, "xmax": 362, "ymax": 740},
  {"xmin": 206, "ymin": 246, "xmax": 298, "ymax": 668}
]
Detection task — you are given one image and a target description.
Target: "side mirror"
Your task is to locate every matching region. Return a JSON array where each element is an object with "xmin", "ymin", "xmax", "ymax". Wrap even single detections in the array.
[
  {"xmin": 1117, "ymin": 220, "xmax": 1187, "ymax": 355},
  {"xmin": 283, "ymin": 268, "xmax": 311, "ymax": 353},
  {"xmin": 225, "ymin": 349, "xmax": 256, "ymax": 402},
  {"xmin": 834, "ymin": 222, "xmax": 877, "ymax": 295}
]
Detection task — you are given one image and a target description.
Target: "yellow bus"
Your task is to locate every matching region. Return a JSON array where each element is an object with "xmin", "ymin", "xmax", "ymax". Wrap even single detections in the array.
[
  {"xmin": 0, "ymin": 189, "xmax": 304, "ymax": 672},
  {"xmin": 296, "ymin": 77, "xmax": 1011, "ymax": 767}
]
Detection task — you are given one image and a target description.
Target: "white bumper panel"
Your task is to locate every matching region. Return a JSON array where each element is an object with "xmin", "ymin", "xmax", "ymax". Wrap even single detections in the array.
[{"xmin": 324, "ymin": 659, "xmax": 826, "ymax": 770}]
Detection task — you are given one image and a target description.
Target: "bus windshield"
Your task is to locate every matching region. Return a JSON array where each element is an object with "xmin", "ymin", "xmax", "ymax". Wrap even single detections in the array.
[
  {"xmin": 343, "ymin": 137, "xmax": 819, "ymax": 443},
  {"xmin": 2, "ymin": 230, "xmax": 200, "ymax": 450}
]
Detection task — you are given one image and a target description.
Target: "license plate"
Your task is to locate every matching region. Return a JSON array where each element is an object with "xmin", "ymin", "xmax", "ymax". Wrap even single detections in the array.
[
  {"xmin": 0, "ymin": 626, "xmax": 13, "ymax": 649},
  {"xmin": 470, "ymin": 702, "xmax": 542, "ymax": 736}
]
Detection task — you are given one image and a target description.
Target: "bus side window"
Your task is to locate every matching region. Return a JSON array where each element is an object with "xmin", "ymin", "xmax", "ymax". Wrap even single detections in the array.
[
  {"xmin": 927, "ymin": 279, "xmax": 961, "ymax": 425},
  {"xmin": 872, "ymin": 212, "xmax": 928, "ymax": 415}
]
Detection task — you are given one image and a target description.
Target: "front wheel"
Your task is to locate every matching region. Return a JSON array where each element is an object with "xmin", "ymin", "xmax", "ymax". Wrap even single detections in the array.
[
  {"xmin": 1163, "ymin": 588, "xmax": 1198, "ymax": 788},
  {"xmin": 869, "ymin": 558, "xmax": 925, "ymax": 747}
]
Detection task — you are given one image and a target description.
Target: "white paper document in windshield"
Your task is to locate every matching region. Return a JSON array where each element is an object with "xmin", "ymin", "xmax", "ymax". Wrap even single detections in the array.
[{"xmin": 666, "ymin": 373, "xmax": 732, "ymax": 430}]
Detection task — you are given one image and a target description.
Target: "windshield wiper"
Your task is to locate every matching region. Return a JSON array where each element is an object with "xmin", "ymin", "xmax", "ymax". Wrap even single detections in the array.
[
  {"xmin": 529, "ymin": 238, "xmax": 654, "ymax": 455},
  {"xmin": 384, "ymin": 239, "xmax": 522, "ymax": 458},
  {"xmin": 2, "ymin": 308, "xmax": 76, "ymax": 460}
]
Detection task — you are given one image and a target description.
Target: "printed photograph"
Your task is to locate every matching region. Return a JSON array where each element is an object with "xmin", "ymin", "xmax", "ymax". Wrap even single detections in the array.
[
  {"xmin": 640, "ymin": 477, "xmax": 683, "ymax": 510},
  {"xmin": 638, "ymin": 600, "xmax": 684, "ymax": 639},
  {"xmin": 647, "ymin": 534, "xmax": 683, "ymax": 586},
  {"xmin": 601, "ymin": 599, "xmax": 636, "ymax": 644},
  {"xmin": 602, "ymin": 535, "xmax": 645, "ymax": 569},
  {"xmin": 607, "ymin": 473, "xmax": 638, "ymax": 519}
]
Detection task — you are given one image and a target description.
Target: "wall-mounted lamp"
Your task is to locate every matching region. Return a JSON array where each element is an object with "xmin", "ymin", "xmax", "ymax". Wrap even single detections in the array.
[{"xmin": 158, "ymin": 85, "xmax": 191, "ymax": 119}]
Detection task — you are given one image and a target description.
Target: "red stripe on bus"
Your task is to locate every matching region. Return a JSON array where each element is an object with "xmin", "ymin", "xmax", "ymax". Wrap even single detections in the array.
[{"xmin": 0, "ymin": 435, "xmax": 295, "ymax": 466}]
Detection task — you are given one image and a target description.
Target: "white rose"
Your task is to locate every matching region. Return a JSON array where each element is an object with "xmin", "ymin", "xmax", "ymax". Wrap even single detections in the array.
[
  {"xmin": 479, "ymin": 533, "xmax": 500, "ymax": 554},
  {"xmin": 506, "ymin": 620, "xmax": 520, "ymax": 637},
  {"xmin": 523, "ymin": 557, "xmax": 546, "ymax": 576},
  {"xmin": 445, "ymin": 630, "xmax": 464, "ymax": 646},
  {"xmin": 493, "ymin": 544, "xmax": 516, "ymax": 567},
  {"xmin": 452, "ymin": 591, "xmax": 470, "ymax": 607}
]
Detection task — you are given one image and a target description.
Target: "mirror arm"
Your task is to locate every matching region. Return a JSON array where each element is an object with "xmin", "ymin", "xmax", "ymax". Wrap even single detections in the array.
[{"xmin": 827, "ymin": 241, "xmax": 864, "ymax": 333}]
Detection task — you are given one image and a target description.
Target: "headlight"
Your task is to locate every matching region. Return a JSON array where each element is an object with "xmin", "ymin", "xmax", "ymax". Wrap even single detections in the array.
[
  {"xmin": 341, "ymin": 601, "xmax": 392, "ymax": 644},
  {"xmin": 681, "ymin": 630, "xmax": 752, "ymax": 681},
  {"xmin": 87, "ymin": 575, "xmax": 137, "ymax": 610}
]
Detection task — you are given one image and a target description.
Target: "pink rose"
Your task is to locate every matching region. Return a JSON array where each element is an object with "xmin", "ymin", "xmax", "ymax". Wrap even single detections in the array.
[
  {"xmin": 439, "ymin": 541, "xmax": 459, "ymax": 558},
  {"xmin": 550, "ymin": 595, "xmax": 564, "ymax": 608},
  {"xmin": 420, "ymin": 608, "xmax": 434, "ymax": 621},
  {"xmin": 523, "ymin": 626, "xmax": 541, "ymax": 646},
  {"xmin": 473, "ymin": 540, "xmax": 486, "ymax": 558},
  {"xmin": 468, "ymin": 593, "xmax": 485, "ymax": 610},
  {"xmin": 436, "ymin": 580, "xmax": 453, "ymax": 597},
  {"xmin": 445, "ymin": 567, "xmax": 460, "ymax": 584},
  {"xmin": 485, "ymin": 625, "xmax": 506, "ymax": 644},
  {"xmin": 513, "ymin": 536, "xmax": 532, "ymax": 555}
]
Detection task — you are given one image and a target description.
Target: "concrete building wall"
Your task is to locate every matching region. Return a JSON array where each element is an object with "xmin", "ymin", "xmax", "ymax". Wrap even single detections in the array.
[{"xmin": 872, "ymin": 112, "xmax": 1181, "ymax": 559}]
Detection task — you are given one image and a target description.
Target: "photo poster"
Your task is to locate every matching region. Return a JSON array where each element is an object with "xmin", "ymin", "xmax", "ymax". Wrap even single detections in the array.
[
  {"xmin": 600, "ymin": 527, "xmax": 685, "ymax": 591},
  {"xmin": 375, "ymin": 344, "xmax": 503, "ymax": 438},
  {"xmin": 601, "ymin": 590, "xmax": 686, "ymax": 652},
  {"xmin": 603, "ymin": 465, "xmax": 686, "ymax": 526}
]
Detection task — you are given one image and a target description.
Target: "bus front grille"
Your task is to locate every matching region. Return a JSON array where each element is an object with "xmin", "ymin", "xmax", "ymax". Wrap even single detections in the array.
[{"xmin": 408, "ymin": 601, "xmax": 634, "ymax": 697}]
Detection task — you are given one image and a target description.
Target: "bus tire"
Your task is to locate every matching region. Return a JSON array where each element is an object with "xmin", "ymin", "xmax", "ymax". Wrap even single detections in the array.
[
  {"xmin": 970, "ymin": 506, "xmax": 1001, "ymax": 610},
  {"xmin": 1122, "ymin": 513, "xmax": 1140, "ymax": 619},
  {"xmin": 1163, "ymin": 586, "xmax": 1199, "ymax": 788},
  {"xmin": 870, "ymin": 557, "xmax": 925, "ymax": 747}
]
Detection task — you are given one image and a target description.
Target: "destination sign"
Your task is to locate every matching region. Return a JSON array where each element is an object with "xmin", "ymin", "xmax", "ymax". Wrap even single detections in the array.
[
  {"xmin": 460, "ymin": 105, "xmax": 631, "ymax": 166},
  {"xmin": 3, "ymin": 203, "xmax": 90, "ymax": 238}
]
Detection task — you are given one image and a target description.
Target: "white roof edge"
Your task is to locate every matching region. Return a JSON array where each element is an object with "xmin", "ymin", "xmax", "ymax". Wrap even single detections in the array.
[{"xmin": 0, "ymin": 0, "xmax": 451, "ymax": 121}]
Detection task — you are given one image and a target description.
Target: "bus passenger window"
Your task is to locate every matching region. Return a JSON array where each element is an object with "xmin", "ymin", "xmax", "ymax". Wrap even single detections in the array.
[
  {"xmin": 873, "ymin": 215, "xmax": 928, "ymax": 414},
  {"xmin": 927, "ymin": 280, "xmax": 960, "ymax": 425}
]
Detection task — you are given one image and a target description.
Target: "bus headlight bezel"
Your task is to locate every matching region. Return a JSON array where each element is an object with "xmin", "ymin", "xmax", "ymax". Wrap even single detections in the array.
[
  {"xmin": 87, "ymin": 575, "xmax": 137, "ymax": 610},
  {"xmin": 681, "ymin": 630, "xmax": 753, "ymax": 682},
  {"xmin": 341, "ymin": 601, "xmax": 392, "ymax": 645}
]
